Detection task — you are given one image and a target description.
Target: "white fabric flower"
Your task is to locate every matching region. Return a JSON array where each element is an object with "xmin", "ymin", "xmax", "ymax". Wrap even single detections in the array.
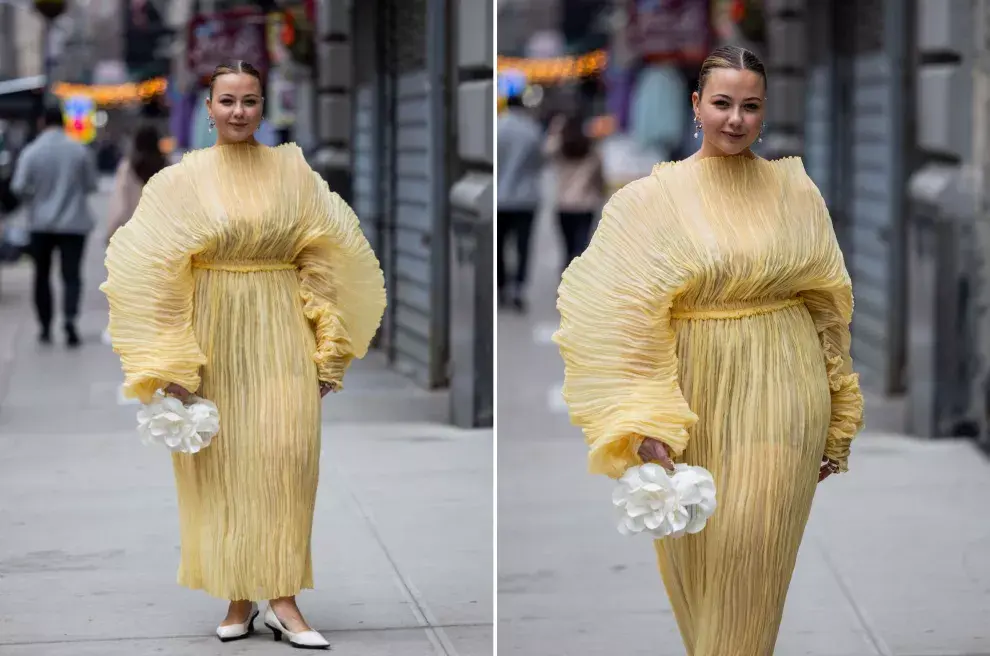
[
  {"xmin": 137, "ymin": 392, "xmax": 220, "ymax": 454},
  {"xmin": 613, "ymin": 463, "xmax": 717, "ymax": 539}
]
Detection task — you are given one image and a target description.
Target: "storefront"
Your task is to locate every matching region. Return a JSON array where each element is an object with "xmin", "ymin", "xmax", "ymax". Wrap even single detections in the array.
[
  {"xmin": 802, "ymin": 0, "xmax": 912, "ymax": 397},
  {"xmin": 349, "ymin": 0, "xmax": 452, "ymax": 389}
]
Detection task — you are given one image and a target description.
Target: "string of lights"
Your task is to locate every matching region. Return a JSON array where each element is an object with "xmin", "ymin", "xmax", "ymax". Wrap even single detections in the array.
[
  {"xmin": 50, "ymin": 77, "xmax": 168, "ymax": 107},
  {"xmin": 497, "ymin": 49, "xmax": 607, "ymax": 84}
]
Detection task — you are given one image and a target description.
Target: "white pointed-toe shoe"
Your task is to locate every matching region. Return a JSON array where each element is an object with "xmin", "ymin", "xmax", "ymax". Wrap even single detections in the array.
[
  {"xmin": 264, "ymin": 605, "xmax": 330, "ymax": 650},
  {"xmin": 216, "ymin": 602, "xmax": 259, "ymax": 642}
]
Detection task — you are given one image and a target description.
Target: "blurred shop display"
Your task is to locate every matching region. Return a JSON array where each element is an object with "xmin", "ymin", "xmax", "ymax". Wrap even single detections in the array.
[
  {"xmin": 623, "ymin": 0, "xmax": 713, "ymax": 64},
  {"xmin": 187, "ymin": 7, "xmax": 269, "ymax": 82},
  {"xmin": 124, "ymin": 0, "xmax": 173, "ymax": 79},
  {"xmin": 598, "ymin": 133, "xmax": 663, "ymax": 195}
]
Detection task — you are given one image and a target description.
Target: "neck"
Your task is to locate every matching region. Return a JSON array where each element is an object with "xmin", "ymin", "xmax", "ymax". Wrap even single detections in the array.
[
  {"xmin": 215, "ymin": 136, "xmax": 259, "ymax": 147},
  {"xmin": 693, "ymin": 138, "xmax": 754, "ymax": 161}
]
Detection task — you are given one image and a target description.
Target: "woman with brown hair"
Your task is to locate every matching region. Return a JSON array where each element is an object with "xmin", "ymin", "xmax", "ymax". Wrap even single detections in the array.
[
  {"xmin": 554, "ymin": 45, "xmax": 864, "ymax": 655},
  {"xmin": 102, "ymin": 60, "xmax": 386, "ymax": 650},
  {"xmin": 543, "ymin": 113, "xmax": 605, "ymax": 272},
  {"xmin": 105, "ymin": 123, "xmax": 167, "ymax": 244}
]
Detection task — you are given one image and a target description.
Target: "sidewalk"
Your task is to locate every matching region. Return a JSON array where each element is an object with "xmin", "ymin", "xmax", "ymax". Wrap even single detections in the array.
[
  {"xmin": 496, "ymin": 171, "xmax": 990, "ymax": 655},
  {"xmin": 0, "ymin": 187, "xmax": 492, "ymax": 655}
]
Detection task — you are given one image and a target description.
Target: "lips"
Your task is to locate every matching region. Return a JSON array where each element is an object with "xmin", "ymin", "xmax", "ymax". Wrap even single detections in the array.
[{"xmin": 723, "ymin": 131, "xmax": 745, "ymax": 138}]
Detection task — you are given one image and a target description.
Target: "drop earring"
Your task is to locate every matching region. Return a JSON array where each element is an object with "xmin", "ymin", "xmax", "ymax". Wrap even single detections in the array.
[
  {"xmin": 208, "ymin": 116, "xmax": 215, "ymax": 132},
  {"xmin": 693, "ymin": 118, "xmax": 702, "ymax": 139},
  {"xmin": 758, "ymin": 121, "xmax": 766, "ymax": 143}
]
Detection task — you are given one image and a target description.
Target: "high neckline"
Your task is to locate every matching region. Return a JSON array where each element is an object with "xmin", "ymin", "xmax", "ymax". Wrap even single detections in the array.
[
  {"xmin": 212, "ymin": 140, "xmax": 263, "ymax": 150},
  {"xmin": 652, "ymin": 154, "xmax": 802, "ymax": 176}
]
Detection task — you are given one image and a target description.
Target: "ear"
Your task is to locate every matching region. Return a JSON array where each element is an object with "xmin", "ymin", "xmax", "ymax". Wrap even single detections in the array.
[{"xmin": 691, "ymin": 91, "xmax": 700, "ymax": 118}]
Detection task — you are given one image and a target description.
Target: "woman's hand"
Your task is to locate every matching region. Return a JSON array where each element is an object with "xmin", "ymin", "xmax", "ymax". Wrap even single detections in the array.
[
  {"xmin": 637, "ymin": 437, "xmax": 675, "ymax": 472},
  {"xmin": 319, "ymin": 381, "xmax": 337, "ymax": 398},
  {"xmin": 819, "ymin": 457, "xmax": 840, "ymax": 483},
  {"xmin": 163, "ymin": 383, "xmax": 192, "ymax": 402}
]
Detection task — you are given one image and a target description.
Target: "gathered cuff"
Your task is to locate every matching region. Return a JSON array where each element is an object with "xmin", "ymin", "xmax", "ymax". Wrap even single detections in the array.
[
  {"xmin": 120, "ymin": 364, "xmax": 203, "ymax": 405},
  {"xmin": 584, "ymin": 399, "xmax": 697, "ymax": 479},
  {"xmin": 300, "ymin": 288, "xmax": 354, "ymax": 388},
  {"xmin": 822, "ymin": 347, "xmax": 864, "ymax": 473}
]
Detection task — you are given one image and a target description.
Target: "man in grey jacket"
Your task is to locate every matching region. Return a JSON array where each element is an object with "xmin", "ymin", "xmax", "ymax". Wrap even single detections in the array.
[
  {"xmin": 11, "ymin": 105, "xmax": 99, "ymax": 347},
  {"xmin": 497, "ymin": 94, "xmax": 544, "ymax": 312}
]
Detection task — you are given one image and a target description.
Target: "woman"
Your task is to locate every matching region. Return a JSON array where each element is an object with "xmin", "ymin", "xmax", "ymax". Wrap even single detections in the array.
[
  {"xmin": 102, "ymin": 124, "xmax": 167, "ymax": 345},
  {"xmin": 101, "ymin": 61, "xmax": 386, "ymax": 650},
  {"xmin": 553, "ymin": 46, "xmax": 864, "ymax": 655},
  {"xmin": 543, "ymin": 113, "xmax": 605, "ymax": 271},
  {"xmin": 105, "ymin": 123, "xmax": 166, "ymax": 245}
]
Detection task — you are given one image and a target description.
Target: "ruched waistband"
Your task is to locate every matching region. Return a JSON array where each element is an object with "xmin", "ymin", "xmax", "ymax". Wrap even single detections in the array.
[
  {"xmin": 192, "ymin": 261, "xmax": 298, "ymax": 273},
  {"xmin": 670, "ymin": 297, "xmax": 805, "ymax": 320}
]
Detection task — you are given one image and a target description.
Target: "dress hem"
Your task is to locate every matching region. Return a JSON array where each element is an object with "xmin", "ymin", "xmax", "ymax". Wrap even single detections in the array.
[{"xmin": 177, "ymin": 574, "xmax": 315, "ymax": 602}]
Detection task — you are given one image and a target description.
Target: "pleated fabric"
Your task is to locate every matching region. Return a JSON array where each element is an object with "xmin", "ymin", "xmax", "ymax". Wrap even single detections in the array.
[
  {"xmin": 553, "ymin": 155, "xmax": 864, "ymax": 655},
  {"xmin": 101, "ymin": 142, "xmax": 386, "ymax": 601}
]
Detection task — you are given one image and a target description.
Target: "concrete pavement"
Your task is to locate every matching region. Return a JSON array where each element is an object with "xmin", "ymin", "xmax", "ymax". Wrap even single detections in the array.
[
  {"xmin": 497, "ymin": 172, "xmax": 990, "ymax": 655},
  {"xmin": 0, "ymin": 184, "xmax": 493, "ymax": 655}
]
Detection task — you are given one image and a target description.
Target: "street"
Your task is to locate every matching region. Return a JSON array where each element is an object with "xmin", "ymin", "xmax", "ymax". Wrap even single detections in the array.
[
  {"xmin": 0, "ymin": 182, "xmax": 493, "ymax": 655},
  {"xmin": 496, "ymin": 173, "xmax": 990, "ymax": 656}
]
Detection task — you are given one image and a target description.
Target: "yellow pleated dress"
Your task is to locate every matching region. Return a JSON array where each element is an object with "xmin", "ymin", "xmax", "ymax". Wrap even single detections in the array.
[
  {"xmin": 553, "ymin": 156, "xmax": 864, "ymax": 655},
  {"xmin": 101, "ymin": 142, "xmax": 387, "ymax": 602}
]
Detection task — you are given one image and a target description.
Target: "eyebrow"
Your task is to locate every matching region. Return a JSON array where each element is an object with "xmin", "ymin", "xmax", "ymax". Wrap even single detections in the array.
[
  {"xmin": 711, "ymin": 94, "xmax": 762, "ymax": 102},
  {"xmin": 218, "ymin": 93, "xmax": 260, "ymax": 99}
]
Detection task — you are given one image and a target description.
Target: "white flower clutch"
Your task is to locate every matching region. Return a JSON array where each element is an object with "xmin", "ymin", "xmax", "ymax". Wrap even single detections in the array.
[
  {"xmin": 136, "ymin": 392, "xmax": 220, "ymax": 455},
  {"xmin": 613, "ymin": 463, "xmax": 717, "ymax": 539}
]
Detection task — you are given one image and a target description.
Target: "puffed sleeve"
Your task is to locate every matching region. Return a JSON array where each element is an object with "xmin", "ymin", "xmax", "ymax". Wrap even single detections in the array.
[
  {"xmin": 99, "ymin": 165, "xmax": 208, "ymax": 404},
  {"xmin": 552, "ymin": 176, "xmax": 699, "ymax": 479},
  {"xmin": 799, "ymin": 198, "xmax": 865, "ymax": 473},
  {"xmin": 295, "ymin": 172, "xmax": 387, "ymax": 389}
]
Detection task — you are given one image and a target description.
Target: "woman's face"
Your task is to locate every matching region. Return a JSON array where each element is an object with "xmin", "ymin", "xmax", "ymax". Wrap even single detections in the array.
[
  {"xmin": 692, "ymin": 68, "xmax": 765, "ymax": 156},
  {"xmin": 207, "ymin": 73, "xmax": 264, "ymax": 145}
]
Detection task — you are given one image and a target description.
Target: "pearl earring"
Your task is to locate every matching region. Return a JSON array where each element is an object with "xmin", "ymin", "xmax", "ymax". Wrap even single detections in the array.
[
  {"xmin": 208, "ymin": 116, "xmax": 215, "ymax": 132},
  {"xmin": 758, "ymin": 121, "xmax": 766, "ymax": 143},
  {"xmin": 693, "ymin": 119, "xmax": 702, "ymax": 139}
]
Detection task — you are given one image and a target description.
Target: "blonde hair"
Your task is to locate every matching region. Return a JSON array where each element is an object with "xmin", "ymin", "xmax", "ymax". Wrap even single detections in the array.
[
  {"xmin": 697, "ymin": 46, "xmax": 766, "ymax": 97},
  {"xmin": 209, "ymin": 60, "xmax": 264, "ymax": 99}
]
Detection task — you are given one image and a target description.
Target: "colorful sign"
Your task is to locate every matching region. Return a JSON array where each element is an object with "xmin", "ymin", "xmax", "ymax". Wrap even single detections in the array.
[
  {"xmin": 62, "ymin": 96, "xmax": 97, "ymax": 144},
  {"xmin": 497, "ymin": 70, "xmax": 527, "ymax": 98}
]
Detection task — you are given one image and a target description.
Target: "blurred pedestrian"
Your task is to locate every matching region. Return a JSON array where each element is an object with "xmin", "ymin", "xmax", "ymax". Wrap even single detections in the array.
[
  {"xmin": 102, "ymin": 60, "xmax": 386, "ymax": 650},
  {"xmin": 10, "ymin": 104, "xmax": 99, "ymax": 347},
  {"xmin": 554, "ymin": 45, "xmax": 864, "ymax": 655},
  {"xmin": 106, "ymin": 123, "xmax": 166, "ymax": 245},
  {"xmin": 101, "ymin": 123, "xmax": 167, "ymax": 345},
  {"xmin": 497, "ymin": 93, "xmax": 543, "ymax": 312},
  {"xmin": 543, "ymin": 114, "xmax": 605, "ymax": 272}
]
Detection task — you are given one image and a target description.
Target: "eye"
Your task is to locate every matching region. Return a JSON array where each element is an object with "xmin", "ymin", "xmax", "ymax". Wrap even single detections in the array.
[
  {"xmin": 745, "ymin": 104, "xmax": 761, "ymax": 111},
  {"xmin": 713, "ymin": 100, "xmax": 730, "ymax": 108}
]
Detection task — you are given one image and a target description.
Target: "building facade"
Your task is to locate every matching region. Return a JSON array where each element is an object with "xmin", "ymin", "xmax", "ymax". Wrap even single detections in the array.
[
  {"xmin": 314, "ymin": 0, "xmax": 494, "ymax": 427},
  {"xmin": 764, "ymin": 0, "xmax": 990, "ymax": 447}
]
